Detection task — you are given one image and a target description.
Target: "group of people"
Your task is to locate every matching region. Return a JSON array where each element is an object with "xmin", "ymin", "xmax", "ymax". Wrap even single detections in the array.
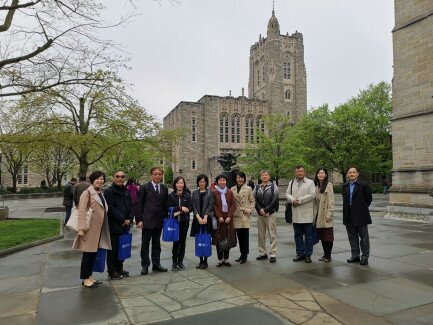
[{"xmin": 70, "ymin": 165, "xmax": 373, "ymax": 288}]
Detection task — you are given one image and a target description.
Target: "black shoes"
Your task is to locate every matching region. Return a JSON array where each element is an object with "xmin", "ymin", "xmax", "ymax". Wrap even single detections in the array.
[
  {"xmin": 141, "ymin": 267, "xmax": 148, "ymax": 275},
  {"xmin": 256, "ymin": 255, "xmax": 268, "ymax": 261},
  {"xmin": 177, "ymin": 261, "xmax": 185, "ymax": 270},
  {"xmin": 152, "ymin": 265, "xmax": 168, "ymax": 272},
  {"xmin": 347, "ymin": 257, "xmax": 360, "ymax": 263},
  {"xmin": 270, "ymin": 256, "xmax": 276, "ymax": 263},
  {"xmin": 236, "ymin": 255, "xmax": 247, "ymax": 263},
  {"xmin": 360, "ymin": 258, "xmax": 369, "ymax": 265},
  {"xmin": 201, "ymin": 263, "xmax": 208, "ymax": 269},
  {"xmin": 82, "ymin": 281, "xmax": 98, "ymax": 288},
  {"xmin": 119, "ymin": 270, "xmax": 130, "ymax": 277},
  {"xmin": 108, "ymin": 271, "xmax": 123, "ymax": 280},
  {"xmin": 293, "ymin": 255, "xmax": 305, "ymax": 262},
  {"xmin": 304, "ymin": 256, "xmax": 312, "ymax": 263},
  {"xmin": 172, "ymin": 262, "xmax": 179, "ymax": 271}
]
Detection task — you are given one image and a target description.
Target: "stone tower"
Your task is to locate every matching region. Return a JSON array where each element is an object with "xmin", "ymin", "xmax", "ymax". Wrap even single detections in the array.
[
  {"xmin": 248, "ymin": 10, "xmax": 307, "ymax": 122},
  {"xmin": 386, "ymin": 0, "xmax": 433, "ymax": 222}
]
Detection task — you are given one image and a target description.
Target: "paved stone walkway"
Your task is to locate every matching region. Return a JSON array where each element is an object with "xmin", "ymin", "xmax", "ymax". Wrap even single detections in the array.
[{"xmin": 1, "ymin": 194, "xmax": 433, "ymax": 324}]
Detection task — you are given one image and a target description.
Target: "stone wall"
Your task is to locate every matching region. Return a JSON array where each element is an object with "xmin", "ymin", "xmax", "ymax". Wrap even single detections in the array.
[{"xmin": 388, "ymin": 0, "xmax": 433, "ymax": 219}]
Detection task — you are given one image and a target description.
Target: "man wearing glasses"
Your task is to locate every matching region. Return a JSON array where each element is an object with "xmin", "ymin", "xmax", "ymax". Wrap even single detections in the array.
[
  {"xmin": 135, "ymin": 167, "xmax": 169, "ymax": 275},
  {"xmin": 104, "ymin": 170, "xmax": 133, "ymax": 280}
]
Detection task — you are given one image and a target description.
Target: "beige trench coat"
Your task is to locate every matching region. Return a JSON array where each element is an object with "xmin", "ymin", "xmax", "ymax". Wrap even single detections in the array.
[
  {"xmin": 313, "ymin": 183, "xmax": 335, "ymax": 229},
  {"xmin": 285, "ymin": 177, "xmax": 316, "ymax": 224},
  {"xmin": 231, "ymin": 184, "xmax": 255, "ymax": 229},
  {"xmin": 72, "ymin": 186, "xmax": 111, "ymax": 252}
]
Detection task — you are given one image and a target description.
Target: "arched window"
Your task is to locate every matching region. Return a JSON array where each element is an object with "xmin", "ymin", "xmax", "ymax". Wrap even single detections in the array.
[
  {"xmin": 219, "ymin": 114, "xmax": 229, "ymax": 143},
  {"xmin": 256, "ymin": 115, "xmax": 265, "ymax": 142},
  {"xmin": 231, "ymin": 114, "xmax": 241, "ymax": 143},
  {"xmin": 257, "ymin": 67, "xmax": 260, "ymax": 86},
  {"xmin": 245, "ymin": 115, "xmax": 254, "ymax": 143},
  {"xmin": 283, "ymin": 61, "xmax": 291, "ymax": 79},
  {"xmin": 285, "ymin": 89, "xmax": 291, "ymax": 100}
]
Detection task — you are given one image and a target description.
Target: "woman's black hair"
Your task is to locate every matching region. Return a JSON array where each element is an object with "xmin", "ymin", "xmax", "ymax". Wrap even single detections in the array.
[
  {"xmin": 89, "ymin": 170, "xmax": 106, "ymax": 184},
  {"xmin": 215, "ymin": 174, "xmax": 227, "ymax": 183},
  {"xmin": 236, "ymin": 171, "xmax": 247, "ymax": 184},
  {"xmin": 314, "ymin": 167, "xmax": 329, "ymax": 193},
  {"xmin": 196, "ymin": 174, "xmax": 209, "ymax": 187},
  {"xmin": 126, "ymin": 177, "xmax": 136, "ymax": 186},
  {"xmin": 172, "ymin": 176, "xmax": 186, "ymax": 191}
]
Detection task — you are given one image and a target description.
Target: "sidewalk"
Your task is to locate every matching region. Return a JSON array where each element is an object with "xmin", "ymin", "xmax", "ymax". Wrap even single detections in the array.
[{"xmin": 1, "ymin": 195, "xmax": 432, "ymax": 324}]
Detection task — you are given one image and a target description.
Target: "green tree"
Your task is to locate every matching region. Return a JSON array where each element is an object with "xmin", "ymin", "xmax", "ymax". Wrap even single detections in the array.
[
  {"xmin": 22, "ymin": 70, "xmax": 160, "ymax": 177},
  {"xmin": 240, "ymin": 114, "xmax": 308, "ymax": 185},
  {"xmin": 295, "ymin": 82, "xmax": 392, "ymax": 182}
]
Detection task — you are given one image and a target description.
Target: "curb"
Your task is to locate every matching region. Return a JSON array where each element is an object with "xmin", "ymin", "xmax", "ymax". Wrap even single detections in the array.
[{"xmin": 0, "ymin": 219, "xmax": 64, "ymax": 257}]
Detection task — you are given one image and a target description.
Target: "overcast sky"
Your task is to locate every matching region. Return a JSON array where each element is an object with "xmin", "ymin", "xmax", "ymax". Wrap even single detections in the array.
[{"xmin": 102, "ymin": 0, "xmax": 395, "ymax": 120}]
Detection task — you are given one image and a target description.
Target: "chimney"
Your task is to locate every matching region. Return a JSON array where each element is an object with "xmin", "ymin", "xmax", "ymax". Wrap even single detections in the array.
[{"xmin": 241, "ymin": 88, "xmax": 244, "ymax": 96}]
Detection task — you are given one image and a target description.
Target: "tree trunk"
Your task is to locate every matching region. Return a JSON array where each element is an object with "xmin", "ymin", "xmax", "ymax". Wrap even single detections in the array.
[
  {"xmin": 78, "ymin": 152, "xmax": 89, "ymax": 178},
  {"xmin": 341, "ymin": 171, "xmax": 346, "ymax": 184}
]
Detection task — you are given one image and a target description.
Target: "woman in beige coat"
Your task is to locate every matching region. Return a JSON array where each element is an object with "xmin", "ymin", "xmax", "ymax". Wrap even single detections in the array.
[
  {"xmin": 231, "ymin": 171, "xmax": 255, "ymax": 264},
  {"xmin": 313, "ymin": 167, "xmax": 335, "ymax": 262},
  {"xmin": 72, "ymin": 171, "xmax": 111, "ymax": 288}
]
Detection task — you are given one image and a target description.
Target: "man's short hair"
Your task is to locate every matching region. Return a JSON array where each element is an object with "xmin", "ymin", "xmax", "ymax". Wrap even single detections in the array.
[
  {"xmin": 295, "ymin": 165, "xmax": 305, "ymax": 170},
  {"xmin": 71, "ymin": 178, "xmax": 77, "ymax": 182},
  {"xmin": 347, "ymin": 166, "xmax": 358, "ymax": 173},
  {"xmin": 150, "ymin": 167, "xmax": 164, "ymax": 175},
  {"xmin": 112, "ymin": 169, "xmax": 125, "ymax": 176},
  {"xmin": 260, "ymin": 169, "xmax": 270, "ymax": 176}
]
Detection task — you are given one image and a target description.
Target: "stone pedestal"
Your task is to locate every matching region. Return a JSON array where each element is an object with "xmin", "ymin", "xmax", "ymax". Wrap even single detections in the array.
[{"xmin": 0, "ymin": 207, "xmax": 9, "ymax": 220}]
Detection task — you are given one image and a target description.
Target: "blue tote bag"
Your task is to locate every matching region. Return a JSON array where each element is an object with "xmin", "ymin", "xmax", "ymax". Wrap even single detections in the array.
[
  {"xmin": 162, "ymin": 207, "xmax": 179, "ymax": 242},
  {"xmin": 118, "ymin": 228, "xmax": 132, "ymax": 260},
  {"xmin": 93, "ymin": 248, "xmax": 106, "ymax": 273},
  {"xmin": 195, "ymin": 226, "xmax": 212, "ymax": 257}
]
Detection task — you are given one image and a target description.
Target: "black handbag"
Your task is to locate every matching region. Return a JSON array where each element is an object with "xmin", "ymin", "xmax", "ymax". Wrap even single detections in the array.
[
  {"xmin": 217, "ymin": 224, "xmax": 236, "ymax": 252},
  {"xmin": 285, "ymin": 202, "xmax": 292, "ymax": 223},
  {"xmin": 285, "ymin": 179, "xmax": 294, "ymax": 223}
]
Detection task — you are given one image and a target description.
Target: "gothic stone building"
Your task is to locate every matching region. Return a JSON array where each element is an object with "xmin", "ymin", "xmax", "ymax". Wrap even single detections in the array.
[
  {"xmin": 163, "ymin": 11, "xmax": 307, "ymax": 186},
  {"xmin": 386, "ymin": 0, "xmax": 433, "ymax": 222}
]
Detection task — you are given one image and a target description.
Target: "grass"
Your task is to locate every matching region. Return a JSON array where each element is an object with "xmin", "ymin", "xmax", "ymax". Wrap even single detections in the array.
[{"xmin": 0, "ymin": 219, "xmax": 60, "ymax": 251}]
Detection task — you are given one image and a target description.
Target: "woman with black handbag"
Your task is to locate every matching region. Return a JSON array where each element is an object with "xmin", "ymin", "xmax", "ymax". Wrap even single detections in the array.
[{"xmin": 213, "ymin": 174, "xmax": 236, "ymax": 267}]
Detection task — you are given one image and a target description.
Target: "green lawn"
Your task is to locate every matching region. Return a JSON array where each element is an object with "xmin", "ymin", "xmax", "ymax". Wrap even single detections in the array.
[{"xmin": 0, "ymin": 219, "xmax": 60, "ymax": 250}]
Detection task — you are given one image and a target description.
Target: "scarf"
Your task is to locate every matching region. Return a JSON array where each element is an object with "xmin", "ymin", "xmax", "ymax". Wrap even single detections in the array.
[{"xmin": 216, "ymin": 186, "xmax": 228, "ymax": 212}]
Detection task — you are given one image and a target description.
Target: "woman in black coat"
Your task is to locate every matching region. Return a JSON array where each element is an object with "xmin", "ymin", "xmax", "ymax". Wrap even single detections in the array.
[
  {"xmin": 189, "ymin": 174, "xmax": 214, "ymax": 269},
  {"xmin": 167, "ymin": 176, "xmax": 193, "ymax": 271}
]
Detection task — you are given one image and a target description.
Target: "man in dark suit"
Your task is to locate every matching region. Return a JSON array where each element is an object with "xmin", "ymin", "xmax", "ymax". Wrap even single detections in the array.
[
  {"xmin": 135, "ymin": 167, "xmax": 168, "ymax": 275},
  {"xmin": 104, "ymin": 170, "xmax": 133, "ymax": 280},
  {"xmin": 342, "ymin": 166, "xmax": 373, "ymax": 266}
]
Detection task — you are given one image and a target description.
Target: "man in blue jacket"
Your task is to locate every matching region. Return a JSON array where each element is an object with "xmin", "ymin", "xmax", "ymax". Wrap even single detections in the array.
[
  {"xmin": 342, "ymin": 166, "xmax": 373, "ymax": 266},
  {"xmin": 104, "ymin": 170, "xmax": 133, "ymax": 279}
]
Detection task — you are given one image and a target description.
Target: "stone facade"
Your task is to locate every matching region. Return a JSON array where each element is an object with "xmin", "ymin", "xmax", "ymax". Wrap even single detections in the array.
[
  {"xmin": 249, "ymin": 11, "xmax": 307, "ymax": 122},
  {"xmin": 386, "ymin": 0, "xmax": 433, "ymax": 222},
  {"xmin": 163, "ymin": 11, "xmax": 307, "ymax": 186}
]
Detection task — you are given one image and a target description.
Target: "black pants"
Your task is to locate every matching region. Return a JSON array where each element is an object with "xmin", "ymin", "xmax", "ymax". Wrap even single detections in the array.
[
  {"xmin": 172, "ymin": 221, "xmax": 189, "ymax": 262},
  {"xmin": 140, "ymin": 227, "xmax": 162, "ymax": 268},
  {"xmin": 107, "ymin": 233, "xmax": 124, "ymax": 273},
  {"xmin": 80, "ymin": 251, "xmax": 97, "ymax": 279},
  {"xmin": 236, "ymin": 228, "xmax": 249, "ymax": 257},
  {"xmin": 217, "ymin": 249, "xmax": 230, "ymax": 260},
  {"xmin": 346, "ymin": 224, "xmax": 370, "ymax": 259},
  {"xmin": 199, "ymin": 256, "xmax": 208, "ymax": 264},
  {"xmin": 321, "ymin": 241, "xmax": 333, "ymax": 259}
]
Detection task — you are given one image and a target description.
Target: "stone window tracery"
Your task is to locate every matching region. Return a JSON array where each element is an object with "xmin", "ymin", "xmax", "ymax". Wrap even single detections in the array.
[
  {"xmin": 220, "ymin": 114, "xmax": 229, "ymax": 143},
  {"xmin": 256, "ymin": 115, "xmax": 265, "ymax": 141},
  {"xmin": 191, "ymin": 117, "xmax": 196, "ymax": 142},
  {"xmin": 283, "ymin": 61, "xmax": 291, "ymax": 79},
  {"xmin": 285, "ymin": 89, "xmax": 292, "ymax": 100},
  {"xmin": 231, "ymin": 114, "xmax": 241, "ymax": 144},
  {"xmin": 245, "ymin": 115, "xmax": 254, "ymax": 143}
]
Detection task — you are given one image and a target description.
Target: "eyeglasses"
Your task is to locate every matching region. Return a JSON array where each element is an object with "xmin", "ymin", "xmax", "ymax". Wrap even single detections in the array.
[{"xmin": 115, "ymin": 175, "xmax": 125, "ymax": 179}]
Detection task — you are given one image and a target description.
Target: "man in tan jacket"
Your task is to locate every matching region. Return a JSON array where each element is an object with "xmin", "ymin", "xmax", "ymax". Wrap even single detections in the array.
[{"xmin": 286, "ymin": 165, "xmax": 316, "ymax": 263}]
